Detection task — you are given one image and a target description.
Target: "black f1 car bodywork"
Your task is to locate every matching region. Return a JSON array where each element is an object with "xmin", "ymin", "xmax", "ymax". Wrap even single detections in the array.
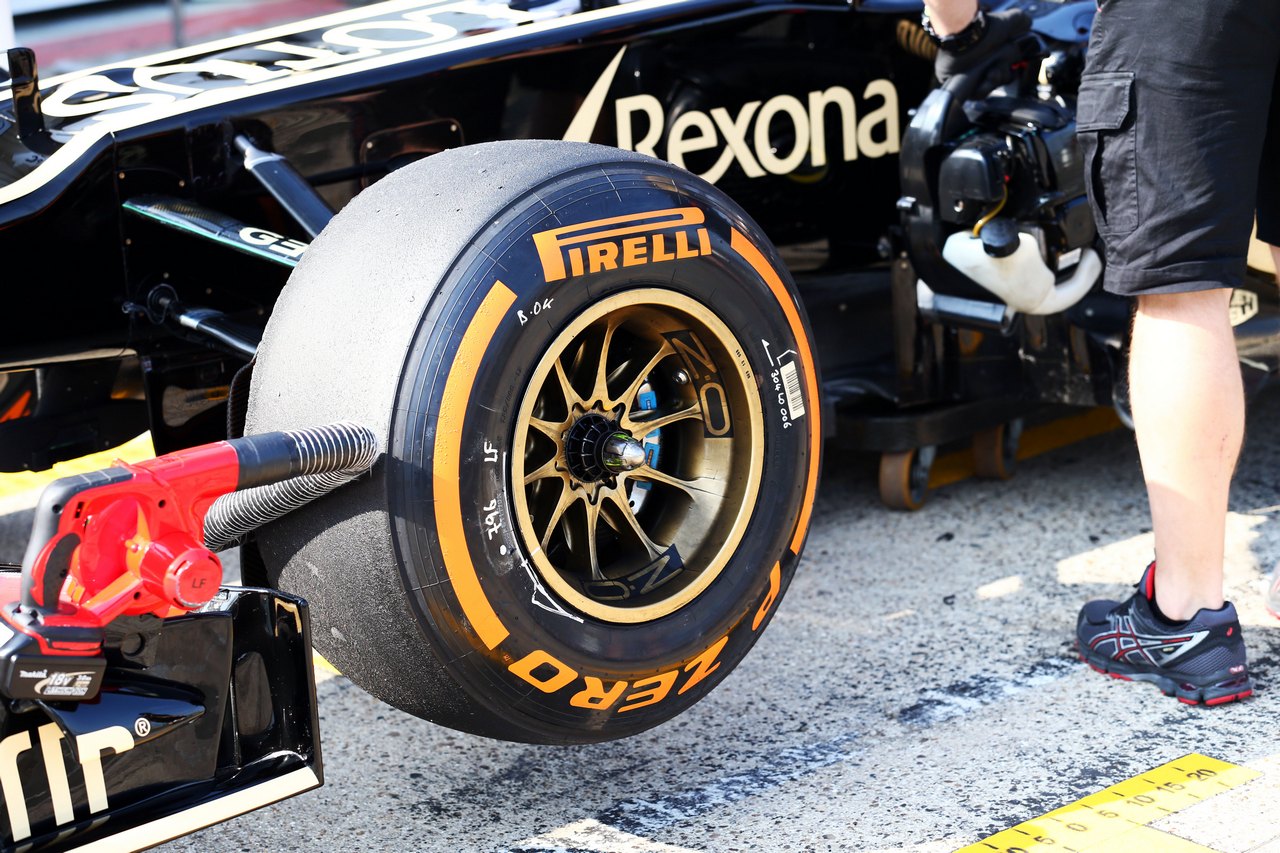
[
  {"xmin": 3, "ymin": 0, "xmax": 1280, "ymax": 848},
  {"xmin": 1, "ymin": 0, "xmax": 928, "ymax": 468}
]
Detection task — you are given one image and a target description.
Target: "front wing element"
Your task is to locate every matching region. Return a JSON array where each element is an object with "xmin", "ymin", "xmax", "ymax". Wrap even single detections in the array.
[{"xmin": 0, "ymin": 583, "xmax": 322, "ymax": 852}]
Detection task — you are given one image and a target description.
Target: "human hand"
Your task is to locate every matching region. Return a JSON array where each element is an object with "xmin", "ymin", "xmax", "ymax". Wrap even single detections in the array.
[{"xmin": 934, "ymin": 9, "xmax": 1033, "ymax": 85}]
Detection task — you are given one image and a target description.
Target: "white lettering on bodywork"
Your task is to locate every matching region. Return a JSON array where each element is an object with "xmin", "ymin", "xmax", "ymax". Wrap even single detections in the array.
[
  {"xmin": 0, "ymin": 723, "xmax": 135, "ymax": 842},
  {"xmin": 37, "ymin": 0, "xmax": 538, "ymax": 125},
  {"xmin": 566, "ymin": 47, "xmax": 902, "ymax": 184}
]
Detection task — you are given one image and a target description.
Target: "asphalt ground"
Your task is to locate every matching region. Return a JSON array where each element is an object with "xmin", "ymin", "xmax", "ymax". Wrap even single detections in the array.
[{"xmin": 5, "ymin": 391, "xmax": 1280, "ymax": 852}]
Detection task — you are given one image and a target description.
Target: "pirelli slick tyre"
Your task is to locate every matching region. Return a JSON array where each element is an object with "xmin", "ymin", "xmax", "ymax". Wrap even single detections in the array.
[{"xmin": 246, "ymin": 140, "xmax": 821, "ymax": 744}]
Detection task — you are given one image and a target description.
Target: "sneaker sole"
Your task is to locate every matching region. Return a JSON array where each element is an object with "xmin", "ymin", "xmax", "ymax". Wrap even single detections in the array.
[{"xmin": 1077, "ymin": 649, "xmax": 1254, "ymax": 706}]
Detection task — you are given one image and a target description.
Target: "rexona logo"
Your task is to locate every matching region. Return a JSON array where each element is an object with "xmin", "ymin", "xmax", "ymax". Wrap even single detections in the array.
[
  {"xmin": 0, "ymin": 722, "xmax": 135, "ymax": 842},
  {"xmin": 565, "ymin": 47, "xmax": 902, "ymax": 184},
  {"xmin": 533, "ymin": 207, "xmax": 710, "ymax": 283}
]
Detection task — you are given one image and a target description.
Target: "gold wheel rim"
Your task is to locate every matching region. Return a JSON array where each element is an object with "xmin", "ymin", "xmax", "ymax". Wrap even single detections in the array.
[{"xmin": 511, "ymin": 288, "xmax": 764, "ymax": 624}]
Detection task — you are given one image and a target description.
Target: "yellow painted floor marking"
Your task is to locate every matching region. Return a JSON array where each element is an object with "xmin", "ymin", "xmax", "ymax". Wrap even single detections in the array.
[
  {"xmin": 0, "ymin": 433, "xmax": 156, "ymax": 502},
  {"xmin": 313, "ymin": 652, "xmax": 342, "ymax": 676},
  {"xmin": 957, "ymin": 753, "xmax": 1261, "ymax": 853},
  {"xmin": 973, "ymin": 822, "xmax": 1214, "ymax": 853},
  {"xmin": 930, "ymin": 406, "xmax": 1122, "ymax": 490}
]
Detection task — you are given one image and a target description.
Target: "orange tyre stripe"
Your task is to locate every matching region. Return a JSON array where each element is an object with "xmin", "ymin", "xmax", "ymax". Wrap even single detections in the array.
[
  {"xmin": 729, "ymin": 229, "xmax": 821, "ymax": 553},
  {"xmin": 432, "ymin": 280, "xmax": 517, "ymax": 650}
]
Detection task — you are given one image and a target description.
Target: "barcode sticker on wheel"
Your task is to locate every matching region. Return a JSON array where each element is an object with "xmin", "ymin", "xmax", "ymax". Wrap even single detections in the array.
[{"xmin": 780, "ymin": 360, "xmax": 805, "ymax": 421}]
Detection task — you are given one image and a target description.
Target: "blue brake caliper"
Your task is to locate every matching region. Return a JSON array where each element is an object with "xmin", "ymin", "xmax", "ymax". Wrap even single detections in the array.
[{"xmin": 630, "ymin": 383, "xmax": 661, "ymax": 512}]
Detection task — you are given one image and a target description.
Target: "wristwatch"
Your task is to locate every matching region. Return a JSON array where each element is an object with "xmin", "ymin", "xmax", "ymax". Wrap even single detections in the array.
[{"xmin": 922, "ymin": 8, "xmax": 988, "ymax": 52}]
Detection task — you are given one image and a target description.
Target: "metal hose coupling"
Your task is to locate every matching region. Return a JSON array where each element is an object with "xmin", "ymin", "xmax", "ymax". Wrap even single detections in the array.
[{"xmin": 204, "ymin": 422, "xmax": 379, "ymax": 552}]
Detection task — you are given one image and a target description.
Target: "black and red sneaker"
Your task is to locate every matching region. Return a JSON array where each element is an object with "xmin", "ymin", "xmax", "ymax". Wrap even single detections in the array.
[{"xmin": 1076, "ymin": 562, "xmax": 1253, "ymax": 706}]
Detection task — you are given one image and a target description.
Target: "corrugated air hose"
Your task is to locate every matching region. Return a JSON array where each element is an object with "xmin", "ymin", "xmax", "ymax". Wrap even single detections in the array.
[{"xmin": 204, "ymin": 421, "xmax": 379, "ymax": 552}]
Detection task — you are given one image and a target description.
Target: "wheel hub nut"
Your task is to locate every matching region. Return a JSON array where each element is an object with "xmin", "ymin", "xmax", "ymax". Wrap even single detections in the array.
[
  {"xmin": 601, "ymin": 432, "xmax": 646, "ymax": 472},
  {"xmin": 564, "ymin": 413, "xmax": 646, "ymax": 482}
]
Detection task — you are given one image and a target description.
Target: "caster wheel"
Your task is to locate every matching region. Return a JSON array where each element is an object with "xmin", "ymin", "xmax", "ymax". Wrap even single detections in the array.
[
  {"xmin": 973, "ymin": 418, "xmax": 1024, "ymax": 480},
  {"xmin": 879, "ymin": 445, "xmax": 935, "ymax": 511}
]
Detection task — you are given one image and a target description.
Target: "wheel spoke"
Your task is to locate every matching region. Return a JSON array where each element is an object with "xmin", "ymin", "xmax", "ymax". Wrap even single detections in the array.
[
  {"xmin": 538, "ymin": 481, "xmax": 577, "ymax": 552},
  {"xmin": 601, "ymin": 490, "xmax": 664, "ymax": 560},
  {"xmin": 529, "ymin": 417, "xmax": 564, "ymax": 442},
  {"xmin": 589, "ymin": 316, "xmax": 622, "ymax": 407},
  {"xmin": 523, "ymin": 457, "xmax": 564, "ymax": 486},
  {"xmin": 584, "ymin": 498, "xmax": 604, "ymax": 580},
  {"xmin": 552, "ymin": 358, "xmax": 580, "ymax": 411},
  {"xmin": 627, "ymin": 466, "xmax": 728, "ymax": 500},
  {"xmin": 598, "ymin": 500, "xmax": 622, "ymax": 533},
  {"xmin": 623, "ymin": 402, "xmax": 702, "ymax": 439},
  {"xmin": 613, "ymin": 340, "xmax": 675, "ymax": 414}
]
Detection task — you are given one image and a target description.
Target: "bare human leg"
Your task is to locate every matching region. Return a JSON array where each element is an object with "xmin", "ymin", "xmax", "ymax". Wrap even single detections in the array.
[{"xmin": 1129, "ymin": 288, "xmax": 1243, "ymax": 620}]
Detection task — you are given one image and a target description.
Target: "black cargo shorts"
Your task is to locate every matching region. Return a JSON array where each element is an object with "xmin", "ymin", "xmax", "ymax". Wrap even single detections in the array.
[{"xmin": 1079, "ymin": 0, "xmax": 1280, "ymax": 295}]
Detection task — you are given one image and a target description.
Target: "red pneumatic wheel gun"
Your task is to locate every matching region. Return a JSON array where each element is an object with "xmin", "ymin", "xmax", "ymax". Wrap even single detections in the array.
[{"xmin": 0, "ymin": 422, "xmax": 377, "ymax": 703}]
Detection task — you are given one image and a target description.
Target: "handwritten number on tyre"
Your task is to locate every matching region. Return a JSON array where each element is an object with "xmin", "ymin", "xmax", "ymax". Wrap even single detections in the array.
[{"xmin": 517, "ymin": 298, "xmax": 554, "ymax": 326}]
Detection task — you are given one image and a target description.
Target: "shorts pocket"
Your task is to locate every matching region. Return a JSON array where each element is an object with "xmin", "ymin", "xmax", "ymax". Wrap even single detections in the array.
[{"xmin": 1077, "ymin": 72, "xmax": 1138, "ymax": 235}]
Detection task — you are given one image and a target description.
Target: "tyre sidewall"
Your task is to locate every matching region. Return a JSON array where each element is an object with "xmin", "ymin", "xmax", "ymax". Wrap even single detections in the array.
[{"xmin": 391, "ymin": 160, "xmax": 817, "ymax": 740}]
